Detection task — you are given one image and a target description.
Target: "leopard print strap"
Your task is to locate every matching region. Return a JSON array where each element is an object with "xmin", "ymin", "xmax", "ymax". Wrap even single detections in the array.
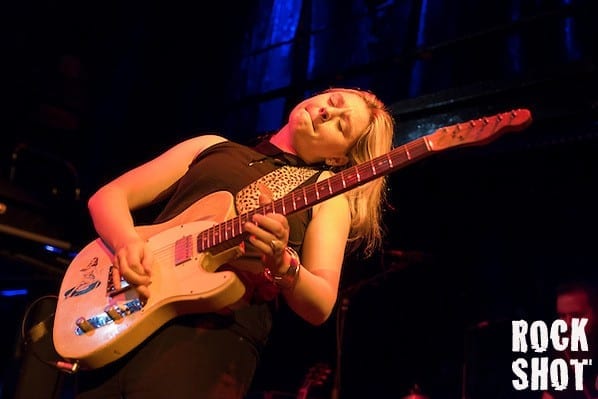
[{"xmin": 235, "ymin": 166, "xmax": 319, "ymax": 214}]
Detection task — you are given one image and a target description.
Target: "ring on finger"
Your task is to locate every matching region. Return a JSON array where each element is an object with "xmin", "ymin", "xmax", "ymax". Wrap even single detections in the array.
[{"xmin": 269, "ymin": 239, "xmax": 284, "ymax": 254}]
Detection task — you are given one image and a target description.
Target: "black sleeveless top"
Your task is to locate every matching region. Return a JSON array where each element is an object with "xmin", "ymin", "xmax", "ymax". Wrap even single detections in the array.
[
  {"xmin": 154, "ymin": 139, "xmax": 322, "ymax": 259},
  {"xmin": 152, "ymin": 139, "xmax": 323, "ymax": 348}
]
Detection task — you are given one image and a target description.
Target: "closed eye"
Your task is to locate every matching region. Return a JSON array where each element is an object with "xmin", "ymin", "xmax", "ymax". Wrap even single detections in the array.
[
  {"xmin": 330, "ymin": 93, "xmax": 344, "ymax": 107},
  {"xmin": 329, "ymin": 93, "xmax": 348, "ymax": 132}
]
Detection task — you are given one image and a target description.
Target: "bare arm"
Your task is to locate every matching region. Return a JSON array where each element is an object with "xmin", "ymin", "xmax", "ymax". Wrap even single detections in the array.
[
  {"xmin": 87, "ymin": 134, "xmax": 227, "ymax": 296},
  {"xmin": 244, "ymin": 171, "xmax": 351, "ymax": 325},
  {"xmin": 285, "ymin": 191, "xmax": 350, "ymax": 324}
]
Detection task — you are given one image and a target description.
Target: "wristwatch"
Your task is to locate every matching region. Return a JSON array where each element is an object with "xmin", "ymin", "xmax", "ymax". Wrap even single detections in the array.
[{"xmin": 264, "ymin": 247, "xmax": 301, "ymax": 289}]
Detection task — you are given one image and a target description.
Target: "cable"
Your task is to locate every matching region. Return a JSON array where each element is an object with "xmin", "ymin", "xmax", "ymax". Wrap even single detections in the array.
[{"xmin": 19, "ymin": 294, "xmax": 80, "ymax": 374}]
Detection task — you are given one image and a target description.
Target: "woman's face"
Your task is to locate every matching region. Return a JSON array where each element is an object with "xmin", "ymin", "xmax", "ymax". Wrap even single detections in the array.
[{"xmin": 287, "ymin": 90, "xmax": 371, "ymax": 165}]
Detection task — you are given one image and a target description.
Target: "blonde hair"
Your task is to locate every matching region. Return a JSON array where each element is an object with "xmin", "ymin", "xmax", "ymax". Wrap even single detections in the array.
[{"xmin": 323, "ymin": 88, "xmax": 395, "ymax": 257}]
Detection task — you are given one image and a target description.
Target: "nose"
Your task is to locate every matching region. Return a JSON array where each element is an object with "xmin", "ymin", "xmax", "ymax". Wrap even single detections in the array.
[
  {"xmin": 318, "ymin": 107, "xmax": 330, "ymax": 121},
  {"xmin": 318, "ymin": 106, "xmax": 349, "ymax": 122}
]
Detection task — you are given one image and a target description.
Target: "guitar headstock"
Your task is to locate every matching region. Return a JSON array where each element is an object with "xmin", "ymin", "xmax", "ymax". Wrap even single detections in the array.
[{"xmin": 425, "ymin": 108, "xmax": 532, "ymax": 151}]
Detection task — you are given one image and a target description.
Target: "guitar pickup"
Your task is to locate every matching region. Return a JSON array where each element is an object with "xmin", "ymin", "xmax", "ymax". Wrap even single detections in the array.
[
  {"xmin": 174, "ymin": 235, "xmax": 193, "ymax": 265},
  {"xmin": 74, "ymin": 298, "xmax": 144, "ymax": 335}
]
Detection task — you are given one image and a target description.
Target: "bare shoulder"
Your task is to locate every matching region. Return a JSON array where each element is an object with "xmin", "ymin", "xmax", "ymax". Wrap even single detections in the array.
[
  {"xmin": 317, "ymin": 170, "xmax": 334, "ymax": 181},
  {"xmin": 179, "ymin": 134, "xmax": 228, "ymax": 152},
  {"xmin": 164, "ymin": 134, "xmax": 228, "ymax": 161}
]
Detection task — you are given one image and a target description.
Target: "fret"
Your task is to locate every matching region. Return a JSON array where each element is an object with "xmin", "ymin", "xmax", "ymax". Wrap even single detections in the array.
[
  {"xmin": 203, "ymin": 229, "xmax": 210, "ymax": 248},
  {"xmin": 234, "ymin": 216, "xmax": 241, "ymax": 237},
  {"xmin": 302, "ymin": 187, "xmax": 308, "ymax": 208},
  {"xmin": 219, "ymin": 223, "xmax": 224, "ymax": 245},
  {"xmin": 329, "ymin": 175, "xmax": 339, "ymax": 194},
  {"xmin": 308, "ymin": 186, "xmax": 317, "ymax": 204},
  {"xmin": 291, "ymin": 190, "xmax": 298, "ymax": 211},
  {"xmin": 358, "ymin": 163, "xmax": 372, "ymax": 180},
  {"xmin": 395, "ymin": 146, "xmax": 409, "ymax": 164},
  {"xmin": 375, "ymin": 157, "xmax": 389, "ymax": 172},
  {"xmin": 369, "ymin": 160, "xmax": 376, "ymax": 176},
  {"xmin": 200, "ymin": 231, "xmax": 207, "ymax": 251},
  {"xmin": 224, "ymin": 220, "xmax": 230, "ymax": 241},
  {"xmin": 404, "ymin": 144, "xmax": 411, "ymax": 160},
  {"xmin": 213, "ymin": 224, "xmax": 222, "ymax": 244},
  {"xmin": 212, "ymin": 225, "xmax": 219, "ymax": 246},
  {"xmin": 343, "ymin": 170, "xmax": 357, "ymax": 186},
  {"xmin": 318, "ymin": 182, "xmax": 327, "ymax": 198}
]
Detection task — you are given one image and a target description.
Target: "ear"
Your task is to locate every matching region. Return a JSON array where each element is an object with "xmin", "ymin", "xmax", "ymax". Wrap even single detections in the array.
[{"xmin": 325, "ymin": 155, "xmax": 349, "ymax": 167}]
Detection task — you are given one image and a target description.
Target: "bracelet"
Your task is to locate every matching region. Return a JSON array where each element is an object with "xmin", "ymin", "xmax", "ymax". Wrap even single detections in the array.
[{"xmin": 263, "ymin": 247, "xmax": 301, "ymax": 290}]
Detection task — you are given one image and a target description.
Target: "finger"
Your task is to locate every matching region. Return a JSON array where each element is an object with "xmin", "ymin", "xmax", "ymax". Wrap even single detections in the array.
[
  {"xmin": 251, "ymin": 214, "xmax": 288, "ymax": 239},
  {"xmin": 257, "ymin": 183, "xmax": 273, "ymax": 204},
  {"xmin": 124, "ymin": 249, "xmax": 151, "ymax": 278},
  {"xmin": 268, "ymin": 239, "xmax": 285, "ymax": 255},
  {"xmin": 123, "ymin": 270, "xmax": 151, "ymax": 286},
  {"xmin": 245, "ymin": 223, "xmax": 286, "ymax": 256},
  {"xmin": 112, "ymin": 263, "xmax": 123, "ymax": 290},
  {"xmin": 139, "ymin": 247, "xmax": 154, "ymax": 277},
  {"xmin": 135, "ymin": 284, "xmax": 151, "ymax": 301},
  {"xmin": 116, "ymin": 254, "xmax": 151, "ymax": 286},
  {"xmin": 245, "ymin": 235, "xmax": 282, "ymax": 260},
  {"xmin": 244, "ymin": 219, "xmax": 272, "ymax": 243},
  {"xmin": 246, "ymin": 235, "xmax": 270, "ymax": 254}
]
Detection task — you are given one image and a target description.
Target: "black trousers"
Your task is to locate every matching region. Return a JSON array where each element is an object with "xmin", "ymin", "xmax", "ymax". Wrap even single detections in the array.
[{"xmin": 72, "ymin": 314, "xmax": 266, "ymax": 399}]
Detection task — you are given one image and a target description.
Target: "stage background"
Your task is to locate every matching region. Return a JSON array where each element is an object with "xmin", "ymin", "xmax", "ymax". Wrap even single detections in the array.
[{"xmin": 1, "ymin": 1, "xmax": 597, "ymax": 398}]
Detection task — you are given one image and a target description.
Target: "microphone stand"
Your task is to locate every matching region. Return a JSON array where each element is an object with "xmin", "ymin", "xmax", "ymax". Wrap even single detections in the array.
[
  {"xmin": 330, "ymin": 296, "xmax": 349, "ymax": 399},
  {"xmin": 330, "ymin": 257, "xmax": 411, "ymax": 399}
]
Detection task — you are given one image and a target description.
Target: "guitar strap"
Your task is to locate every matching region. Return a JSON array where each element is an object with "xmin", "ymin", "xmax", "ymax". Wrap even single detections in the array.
[
  {"xmin": 235, "ymin": 165, "xmax": 320, "ymax": 213},
  {"xmin": 236, "ymin": 137, "xmax": 327, "ymax": 213}
]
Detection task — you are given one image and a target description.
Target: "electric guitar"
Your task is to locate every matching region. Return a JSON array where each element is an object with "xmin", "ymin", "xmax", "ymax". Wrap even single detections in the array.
[{"xmin": 52, "ymin": 109, "xmax": 533, "ymax": 370}]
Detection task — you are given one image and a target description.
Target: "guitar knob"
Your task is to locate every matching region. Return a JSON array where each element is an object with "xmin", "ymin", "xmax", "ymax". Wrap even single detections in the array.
[
  {"xmin": 104, "ymin": 305, "xmax": 124, "ymax": 321},
  {"xmin": 75, "ymin": 317, "xmax": 95, "ymax": 333}
]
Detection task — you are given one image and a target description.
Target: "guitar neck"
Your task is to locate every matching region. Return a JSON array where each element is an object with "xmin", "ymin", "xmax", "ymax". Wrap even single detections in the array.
[
  {"xmin": 273, "ymin": 136, "xmax": 430, "ymax": 213},
  {"xmin": 197, "ymin": 108, "xmax": 532, "ymax": 253},
  {"xmin": 196, "ymin": 137, "xmax": 430, "ymax": 254}
]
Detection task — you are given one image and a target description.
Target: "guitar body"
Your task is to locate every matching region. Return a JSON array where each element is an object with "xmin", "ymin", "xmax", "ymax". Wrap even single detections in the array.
[{"xmin": 53, "ymin": 191, "xmax": 247, "ymax": 370}]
